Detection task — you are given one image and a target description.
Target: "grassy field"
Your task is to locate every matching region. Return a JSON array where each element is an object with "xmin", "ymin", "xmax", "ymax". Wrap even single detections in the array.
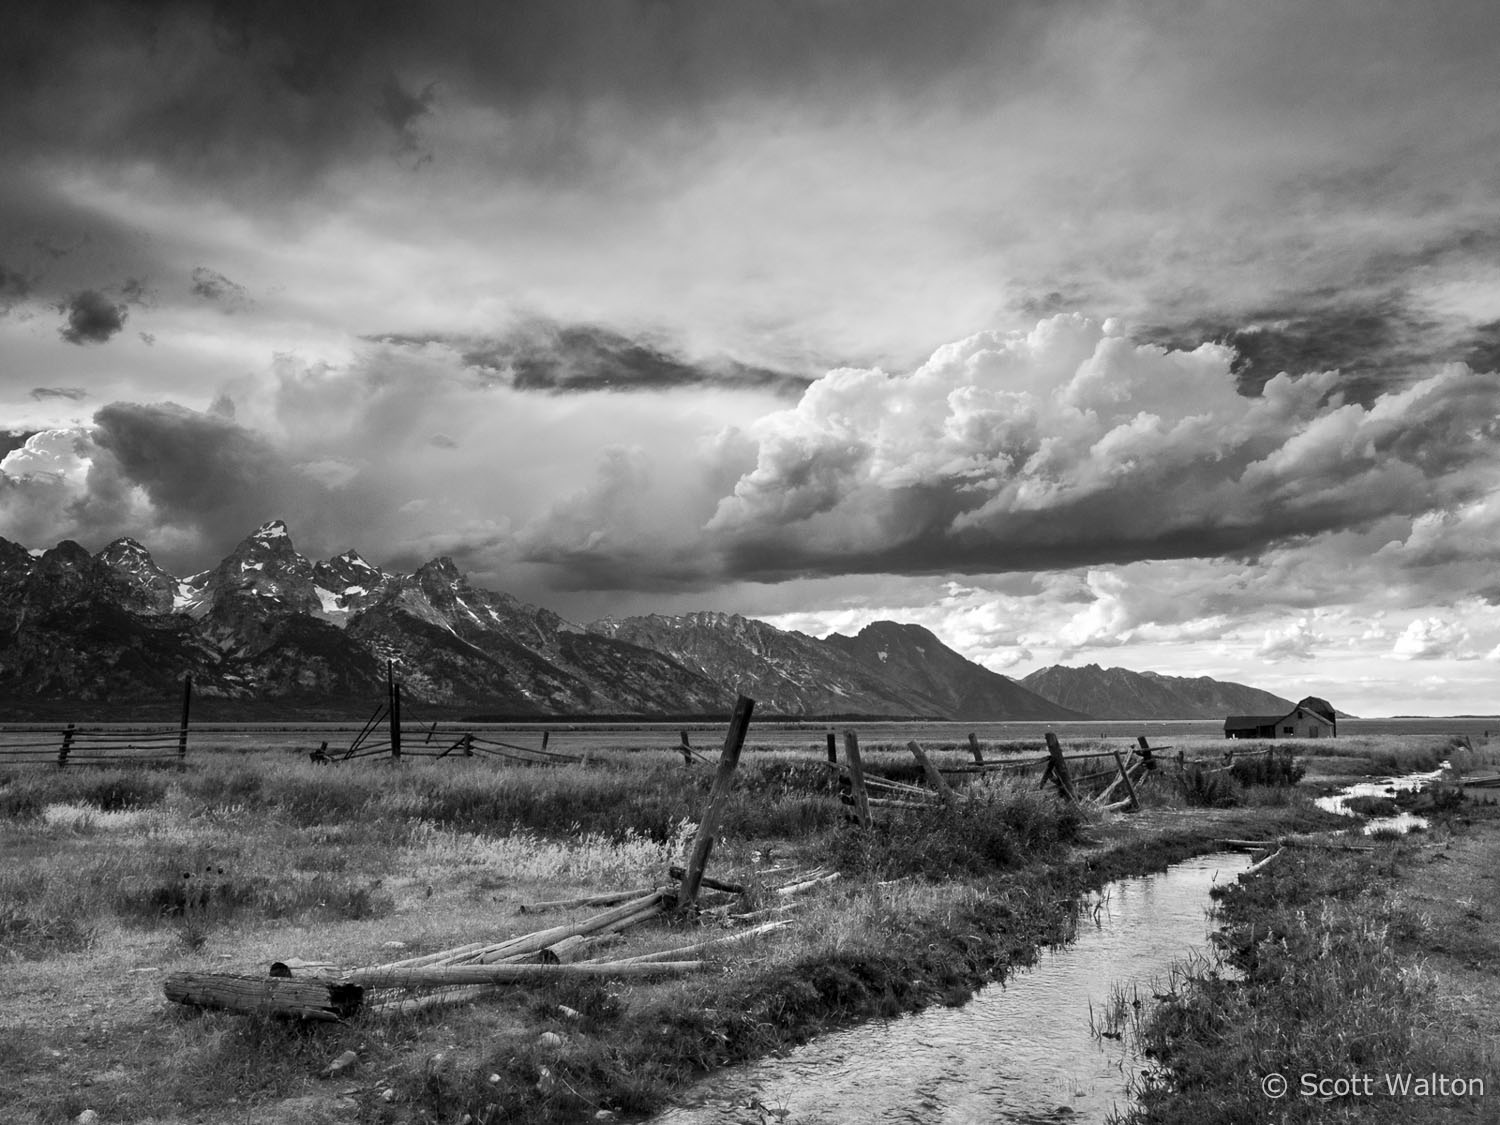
[{"xmin": 0, "ymin": 732, "xmax": 1479, "ymax": 1124}]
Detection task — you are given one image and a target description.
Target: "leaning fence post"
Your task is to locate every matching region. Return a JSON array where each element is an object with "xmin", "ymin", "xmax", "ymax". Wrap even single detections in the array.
[
  {"xmin": 388, "ymin": 664, "xmax": 402, "ymax": 762},
  {"xmin": 678, "ymin": 696, "xmax": 755, "ymax": 909},
  {"xmin": 1110, "ymin": 749, "xmax": 1140, "ymax": 811},
  {"xmin": 679, "ymin": 730, "xmax": 694, "ymax": 766},
  {"xmin": 907, "ymin": 740, "xmax": 955, "ymax": 803},
  {"xmin": 1043, "ymin": 732, "xmax": 1077, "ymax": 802},
  {"xmin": 843, "ymin": 730, "xmax": 871, "ymax": 828},
  {"xmin": 177, "ymin": 674, "xmax": 193, "ymax": 771},
  {"xmin": 58, "ymin": 723, "xmax": 75, "ymax": 769},
  {"xmin": 968, "ymin": 732, "xmax": 984, "ymax": 763}
]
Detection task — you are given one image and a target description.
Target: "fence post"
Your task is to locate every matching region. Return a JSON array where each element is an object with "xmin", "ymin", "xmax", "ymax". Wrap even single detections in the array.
[
  {"xmin": 388, "ymin": 663, "xmax": 402, "ymax": 762},
  {"xmin": 968, "ymin": 732, "xmax": 984, "ymax": 763},
  {"xmin": 1043, "ymin": 732, "xmax": 1077, "ymax": 802},
  {"xmin": 843, "ymin": 730, "xmax": 871, "ymax": 828},
  {"xmin": 907, "ymin": 740, "xmax": 955, "ymax": 803},
  {"xmin": 542, "ymin": 730, "xmax": 550, "ymax": 750},
  {"xmin": 679, "ymin": 730, "xmax": 694, "ymax": 766},
  {"xmin": 1110, "ymin": 749, "xmax": 1140, "ymax": 810},
  {"xmin": 177, "ymin": 674, "xmax": 193, "ymax": 771},
  {"xmin": 678, "ymin": 696, "xmax": 755, "ymax": 908},
  {"xmin": 58, "ymin": 723, "xmax": 75, "ymax": 769}
]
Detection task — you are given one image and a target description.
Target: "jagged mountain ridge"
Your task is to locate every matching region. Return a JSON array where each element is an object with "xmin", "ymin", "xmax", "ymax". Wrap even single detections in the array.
[
  {"xmin": 1020, "ymin": 663, "xmax": 1296, "ymax": 720},
  {"xmin": 0, "ymin": 521, "xmax": 730, "ymax": 714},
  {"xmin": 1, "ymin": 522, "xmax": 1299, "ymax": 720},
  {"xmin": 587, "ymin": 613, "xmax": 1087, "ymax": 721}
]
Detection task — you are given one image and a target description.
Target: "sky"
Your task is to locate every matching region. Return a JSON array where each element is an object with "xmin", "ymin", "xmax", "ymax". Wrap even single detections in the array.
[{"xmin": 3, "ymin": 0, "xmax": 1500, "ymax": 716}]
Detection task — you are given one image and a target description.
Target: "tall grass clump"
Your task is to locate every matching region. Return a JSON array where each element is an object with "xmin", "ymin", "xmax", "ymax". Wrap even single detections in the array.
[
  {"xmin": 832, "ymin": 778, "xmax": 1085, "ymax": 880},
  {"xmin": 1117, "ymin": 847, "xmax": 1485, "ymax": 1124}
]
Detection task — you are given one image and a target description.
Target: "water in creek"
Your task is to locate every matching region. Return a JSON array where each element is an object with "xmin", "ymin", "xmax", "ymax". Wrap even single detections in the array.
[
  {"xmin": 652, "ymin": 851, "xmax": 1251, "ymax": 1125},
  {"xmin": 1314, "ymin": 766, "xmax": 1447, "ymax": 834}
]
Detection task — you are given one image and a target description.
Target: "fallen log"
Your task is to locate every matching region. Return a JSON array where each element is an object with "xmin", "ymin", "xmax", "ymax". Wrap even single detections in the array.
[
  {"xmin": 345, "ymin": 960, "xmax": 709, "ymax": 988},
  {"xmin": 667, "ymin": 866, "xmax": 745, "ymax": 895},
  {"xmin": 449, "ymin": 892, "xmax": 666, "ymax": 966},
  {"xmin": 164, "ymin": 972, "xmax": 362, "ymax": 1021},
  {"xmin": 1240, "ymin": 846, "xmax": 1285, "ymax": 877},
  {"xmin": 519, "ymin": 887, "xmax": 655, "ymax": 913},
  {"xmin": 599, "ymin": 920, "xmax": 792, "ymax": 965}
]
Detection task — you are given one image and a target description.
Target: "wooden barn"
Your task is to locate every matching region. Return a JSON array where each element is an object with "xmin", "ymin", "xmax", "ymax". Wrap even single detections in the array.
[{"xmin": 1225, "ymin": 696, "xmax": 1337, "ymax": 739}]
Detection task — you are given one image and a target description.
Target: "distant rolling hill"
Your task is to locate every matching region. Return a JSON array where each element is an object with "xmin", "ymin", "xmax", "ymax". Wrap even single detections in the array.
[{"xmin": 1020, "ymin": 663, "xmax": 1296, "ymax": 720}]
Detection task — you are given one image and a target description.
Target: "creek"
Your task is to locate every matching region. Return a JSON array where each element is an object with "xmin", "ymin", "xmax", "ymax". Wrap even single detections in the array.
[
  {"xmin": 652, "ymin": 851, "xmax": 1251, "ymax": 1125},
  {"xmin": 1314, "ymin": 765, "xmax": 1447, "ymax": 834}
]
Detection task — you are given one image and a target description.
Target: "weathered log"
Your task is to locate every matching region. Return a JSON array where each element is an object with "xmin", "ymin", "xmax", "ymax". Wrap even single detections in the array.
[
  {"xmin": 364, "ymin": 984, "xmax": 495, "ymax": 1015},
  {"xmin": 775, "ymin": 871, "xmax": 840, "ymax": 896},
  {"xmin": 604, "ymin": 920, "xmax": 791, "ymax": 965},
  {"xmin": 345, "ymin": 960, "xmax": 709, "ymax": 988},
  {"xmin": 519, "ymin": 887, "xmax": 656, "ymax": 913},
  {"xmin": 1111, "ymin": 750, "xmax": 1140, "ymax": 811},
  {"xmin": 1240, "ymin": 846, "xmax": 1285, "ymax": 877},
  {"xmin": 907, "ymin": 741, "xmax": 956, "ymax": 802},
  {"xmin": 164, "ymin": 972, "xmax": 362, "ymax": 1021},
  {"xmin": 668, "ymin": 866, "xmax": 745, "ymax": 895}
]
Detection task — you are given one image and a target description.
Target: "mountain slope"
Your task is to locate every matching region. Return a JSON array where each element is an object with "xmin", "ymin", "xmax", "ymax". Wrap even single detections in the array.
[
  {"xmin": 591, "ymin": 613, "xmax": 1088, "ymax": 720},
  {"xmin": 1020, "ymin": 664, "xmax": 1295, "ymax": 720},
  {"xmin": 0, "ymin": 522, "xmax": 732, "ymax": 715},
  {"xmin": 822, "ymin": 621, "xmax": 1092, "ymax": 721},
  {"xmin": 589, "ymin": 611, "xmax": 948, "ymax": 716}
]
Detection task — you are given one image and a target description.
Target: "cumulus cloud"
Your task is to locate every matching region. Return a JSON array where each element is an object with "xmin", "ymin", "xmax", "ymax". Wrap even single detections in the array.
[
  {"xmin": 590, "ymin": 314, "xmax": 1500, "ymax": 586},
  {"xmin": 1392, "ymin": 617, "xmax": 1472, "ymax": 660},
  {"xmin": 58, "ymin": 289, "xmax": 127, "ymax": 345},
  {"xmin": 1257, "ymin": 618, "xmax": 1321, "ymax": 662}
]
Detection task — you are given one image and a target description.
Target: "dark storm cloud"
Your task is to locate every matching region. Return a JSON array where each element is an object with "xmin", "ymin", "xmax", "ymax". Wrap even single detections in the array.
[
  {"xmin": 0, "ymin": 263, "xmax": 31, "ymax": 313},
  {"xmin": 58, "ymin": 289, "xmax": 127, "ymax": 345},
  {"xmin": 30, "ymin": 387, "xmax": 88, "ymax": 401},
  {"xmin": 0, "ymin": 0, "xmax": 1053, "ymax": 196},
  {"xmin": 378, "ymin": 75, "xmax": 436, "ymax": 142},
  {"xmin": 190, "ymin": 267, "xmax": 250, "ymax": 310},
  {"xmin": 1462, "ymin": 320, "xmax": 1500, "ymax": 374},
  {"xmin": 375, "ymin": 321, "xmax": 809, "ymax": 395},
  {"xmin": 90, "ymin": 402, "xmax": 298, "ymax": 543},
  {"xmin": 1137, "ymin": 293, "xmax": 1440, "ymax": 401}
]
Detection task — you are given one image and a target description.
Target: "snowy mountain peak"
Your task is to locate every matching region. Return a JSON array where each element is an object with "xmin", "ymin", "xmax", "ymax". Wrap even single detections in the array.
[{"xmin": 254, "ymin": 519, "xmax": 290, "ymax": 540}]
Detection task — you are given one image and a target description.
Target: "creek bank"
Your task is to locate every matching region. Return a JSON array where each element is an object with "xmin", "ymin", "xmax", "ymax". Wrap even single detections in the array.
[
  {"xmin": 402, "ymin": 802, "xmax": 1353, "ymax": 1125},
  {"xmin": 1117, "ymin": 805, "xmax": 1500, "ymax": 1125}
]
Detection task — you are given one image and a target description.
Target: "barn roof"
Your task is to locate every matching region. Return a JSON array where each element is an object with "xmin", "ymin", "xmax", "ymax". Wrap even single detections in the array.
[{"xmin": 1296, "ymin": 696, "xmax": 1337, "ymax": 723}]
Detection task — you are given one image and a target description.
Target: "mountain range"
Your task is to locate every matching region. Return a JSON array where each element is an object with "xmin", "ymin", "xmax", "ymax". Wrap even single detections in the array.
[{"xmin": 0, "ymin": 521, "xmax": 1295, "ymax": 721}]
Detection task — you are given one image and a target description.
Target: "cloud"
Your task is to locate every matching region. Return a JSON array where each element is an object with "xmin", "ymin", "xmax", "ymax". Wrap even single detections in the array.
[
  {"xmin": 30, "ymin": 386, "xmax": 87, "ymax": 401},
  {"xmin": 1257, "ymin": 618, "xmax": 1321, "ymax": 662},
  {"xmin": 376, "ymin": 322, "xmax": 810, "ymax": 395},
  {"xmin": 0, "ymin": 262, "xmax": 31, "ymax": 313},
  {"xmin": 1392, "ymin": 616, "xmax": 1472, "ymax": 661},
  {"xmin": 58, "ymin": 289, "xmax": 126, "ymax": 344},
  {"xmin": 597, "ymin": 314, "xmax": 1500, "ymax": 586},
  {"xmin": 190, "ymin": 267, "xmax": 251, "ymax": 311}
]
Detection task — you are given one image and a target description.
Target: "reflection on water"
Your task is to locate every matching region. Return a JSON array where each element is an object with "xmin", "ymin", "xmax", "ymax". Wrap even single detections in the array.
[
  {"xmin": 652, "ymin": 853, "xmax": 1250, "ymax": 1125},
  {"xmin": 1314, "ymin": 767, "xmax": 1446, "ymax": 834}
]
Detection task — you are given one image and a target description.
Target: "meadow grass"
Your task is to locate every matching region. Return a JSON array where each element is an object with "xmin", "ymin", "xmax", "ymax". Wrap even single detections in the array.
[
  {"xmin": 1113, "ymin": 830, "xmax": 1496, "ymax": 1125},
  {"xmin": 0, "ymin": 737, "xmax": 1392, "ymax": 1124}
]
